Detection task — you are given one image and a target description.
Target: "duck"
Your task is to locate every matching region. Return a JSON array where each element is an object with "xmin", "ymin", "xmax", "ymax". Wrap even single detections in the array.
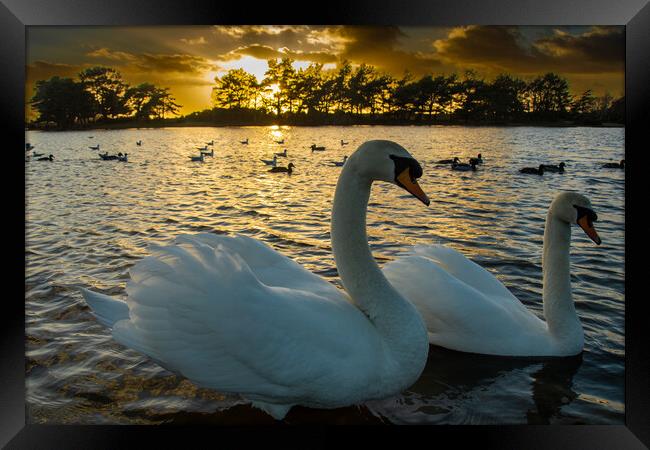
[
  {"xmin": 200, "ymin": 149, "xmax": 214, "ymax": 157},
  {"xmin": 136, "ymin": 141, "xmax": 142, "ymax": 146},
  {"xmin": 602, "ymin": 159, "xmax": 624, "ymax": 169},
  {"xmin": 275, "ymin": 139, "xmax": 285, "ymax": 144},
  {"xmin": 310, "ymin": 144, "xmax": 326, "ymax": 152},
  {"xmin": 197, "ymin": 145, "xmax": 208, "ymax": 152},
  {"xmin": 261, "ymin": 155, "xmax": 278, "ymax": 167},
  {"xmin": 32, "ymin": 151, "xmax": 44, "ymax": 157},
  {"xmin": 269, "ymin": 162, "xmax": 295, "ymax": 174},
  {"xmin": 99, "ymin": 152, "xmax": 118, "ymax": 161},
  {"xmin": 26, "ymin": 143, "xmax": 35, "ymax": 151},
  {"xmin": 79, "ymin": 140, "xmax": 430, "ymax": 420},
  {"xmin": 330, "ymin": 155, "xmax": 348, "ymax": 167},
  {"xmin": 189, "ymin": 154, "xmax": 205, "ymax": 162},
  {"xmin": 437, "ymin": 157, "xmax": 460, "ymax": 164},
  {"xmin": 451, "ymin": 160, "xmax": 477, "ymax": 172},
  {"xmin": 206, "ymin": 140, "xmax": 214, "ymax": 146},
  {"xmin": 542, "ymin": 162, "xmax": 566, "ymax": 173},
  {"xmin": 89, "ymin": 144, "xmax": 100, "ymax": 151},
  {"xmin": 240, "ymin": 138, "xmax": 249, "ymax": 145},
  {"xmin": 37, "ymin": 154, "xmax": 54, "ymax": 161},
  {"xmin": 469, "ymin": 154, "xmax": 484, "ymax": 165},
  {"xmin": 383, "ymin": 192, "xmax": 600, "ymax": 357},
  {"xmin": 520, "ymin": 165, "xmax": 545, "ymax": 175},
  {"xmin": 341, "ymin": 140, "xmax": 349, "ymax": 146},
  {"xmin": 117, "ymin": 153, "xmax": 128, "ymax": 162},
  {"xmin": 274, "ymin": 149, "xmax": 288, "ymax": 157}
]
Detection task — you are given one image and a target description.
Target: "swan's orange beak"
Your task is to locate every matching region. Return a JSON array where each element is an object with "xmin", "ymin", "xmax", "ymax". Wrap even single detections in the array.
[
  {"xmin": 577, "ymin": 215, "xmax": 601, "ymax": 245},
  {"xmin": 397, "ymin": 168, "xmax": 430, "ymax": 206}
]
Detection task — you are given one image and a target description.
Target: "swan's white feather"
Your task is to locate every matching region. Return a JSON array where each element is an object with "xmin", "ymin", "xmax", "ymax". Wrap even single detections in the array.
[
  {"xmin": 83, "ymin": 234, "xmax": 389, "ymax": 418},
  {"xmin": 383, "ymin": 246, "xmax": 552, "ymax": 356},
  {"xmin": 81, "ymin": 288, "xmax": 130, "ymax": 328}
]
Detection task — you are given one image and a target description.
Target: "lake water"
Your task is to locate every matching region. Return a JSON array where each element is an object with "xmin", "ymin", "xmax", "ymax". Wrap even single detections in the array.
[{"xmin": 25, "ymin": 125, "xmax": 625, "ymax": 424}]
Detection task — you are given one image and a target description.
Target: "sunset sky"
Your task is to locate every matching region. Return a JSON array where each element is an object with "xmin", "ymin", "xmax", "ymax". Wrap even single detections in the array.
[{"xmin": 26, "ymin": 25, "xmax": 624, "ymax": 117}]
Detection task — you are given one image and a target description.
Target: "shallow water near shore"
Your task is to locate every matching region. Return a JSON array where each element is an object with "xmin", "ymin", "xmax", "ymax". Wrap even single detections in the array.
[{"xmin": 25, "ymin": 125, "xmax": 624, "ymax": 424}]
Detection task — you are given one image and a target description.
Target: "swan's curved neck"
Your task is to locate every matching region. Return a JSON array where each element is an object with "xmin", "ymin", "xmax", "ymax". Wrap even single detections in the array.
[
  {"xmin": 331, "ymin": 163, "xmax": 427, "ymax": 369},
  {"xmin": 542, "ymin": 211, "xmax": 582, "ymax": 342}
]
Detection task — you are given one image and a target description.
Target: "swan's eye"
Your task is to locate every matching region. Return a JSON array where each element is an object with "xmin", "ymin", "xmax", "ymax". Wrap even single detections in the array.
[
  {"xmin": 574, "ymin": 205, "xmax": 597, "ymax": 225},
  {"xmin": 389, "ymin": 155, "xmax": 422, "ymax": 181}
]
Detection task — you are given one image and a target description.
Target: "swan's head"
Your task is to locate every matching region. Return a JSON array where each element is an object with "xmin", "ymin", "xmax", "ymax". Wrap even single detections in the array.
[
  {"xmin": 349, "ymin": 140, "xmax": 429, "ymax": 206},
  {"xmin": 551, "ymin": 192, "xmax": 601, "ymax": 245}
]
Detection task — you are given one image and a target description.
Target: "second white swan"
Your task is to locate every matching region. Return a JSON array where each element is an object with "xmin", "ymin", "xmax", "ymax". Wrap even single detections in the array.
[{"xmin": 383, "ymin": 191, "xmax": 601, "ymax": 357}]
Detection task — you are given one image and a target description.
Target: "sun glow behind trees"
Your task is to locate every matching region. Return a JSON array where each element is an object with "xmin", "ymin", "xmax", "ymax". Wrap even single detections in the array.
[{"xmin": 208, "ymin": 57, "xmax": 623, "ymax": 123}]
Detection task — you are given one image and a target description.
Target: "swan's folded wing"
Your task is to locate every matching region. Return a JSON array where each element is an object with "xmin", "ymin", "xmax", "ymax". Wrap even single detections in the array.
[
  {"xmin": 410, "ymin": 244, "xmax": 519, "ymax": 303},
  {"xmin": 174, "ymin": 233, "xmax": 345, "ymax": 303},
  {"xmin": 383, "ymin": 255, "xmax": 545, "ymax": 354},
  {"xmin": 114, "ymin": 238, "xmax": 380, "ymax": 401}
]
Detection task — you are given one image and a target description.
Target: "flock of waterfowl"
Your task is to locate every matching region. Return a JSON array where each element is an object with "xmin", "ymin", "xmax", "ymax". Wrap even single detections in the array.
[
  {"xmin": 435, "ymin": 152, "xmax": 624, "ymax": 175},
  {"xmin": 25, "ymin": 139, "xmax": 625, "ymax": 178},
  {"xmin": 76, "ymin": 138, "xmax": 621, "ymax": 421}
]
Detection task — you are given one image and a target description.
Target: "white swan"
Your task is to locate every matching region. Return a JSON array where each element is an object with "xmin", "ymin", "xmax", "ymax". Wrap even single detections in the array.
[
  {"xmin": 80, "ymin": 140, "xmax": 431, "ymax": 420},
  {"xmin": 383, "ymin": 192, "xmax": 601, "ymax": 357}
]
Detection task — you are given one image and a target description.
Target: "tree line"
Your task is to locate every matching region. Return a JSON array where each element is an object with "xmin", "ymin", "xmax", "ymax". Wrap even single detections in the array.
[
  {"xmin": 29, "ymin": 60, "xmax": 624, "ymax": 129},
  {"xmin": 29, "ymin": 67, "xmax": 181, "ymax": 129},
  {"xmin": 203, "ymin": 59, "xmax": 623, "ymax": 125}
]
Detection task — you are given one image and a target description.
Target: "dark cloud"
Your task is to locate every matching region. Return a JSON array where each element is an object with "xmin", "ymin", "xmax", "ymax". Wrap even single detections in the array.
[
  {"xmin": 221, "ymin": 44, "xmax": 337, "ymax": 65},
  {"xmin": 533, "ymin": 26, "xmax": 623, "ymax": 72},
  {"xmin": 87, "ymin": 48, "xmax": 215, "ymax": 75},
  {"xmin": 336, "ymin": 26, "xmax": 443, "ymax": 77},
  {"xmin": 434, "ymin": 26, "xmax": 623, "ymax": 75},
  {"xmin": 221, "ymin": 44, "xmax": 282, "ymax": 61},
  {"xmin": 27, "ymin": 60, "xmax": 84, "ymax": 82}
]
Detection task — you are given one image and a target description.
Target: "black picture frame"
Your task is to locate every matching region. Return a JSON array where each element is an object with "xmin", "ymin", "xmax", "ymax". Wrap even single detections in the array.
[{"xmin": 3, "ymin": 0, "xmax": 648, "ymax": 447}]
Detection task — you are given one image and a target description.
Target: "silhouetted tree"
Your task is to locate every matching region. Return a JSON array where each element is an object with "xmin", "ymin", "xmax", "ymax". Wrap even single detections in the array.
[
  {"xmin": 293, "ymin": 63, "xmax": 324, "ymax": 114},
  {"xmin": 154, "ymin": 88, "xmax": 182, "ymax": 119},
  {"xmin": 526, "ymin": 72, "xmax": 572, "ymax": 119},
  {"xmin": 78, "ymin": 66, "xmax": 129, "ymax": 119},
  {"xmin": 30, "ymin": 76, "xmax": 95, "ymax": 128},
  {"xmin": 125, "ymin": 83, "xmax": 159, "ymax": 120},
  {"xmin": 212, "ymin": 69, "xmax": 260, "ymax": 110},
  {"xmin": 29, "ymin": 61, "xmax": 620, "ymax": 129},
  {"xmin": 263, "ymin": 58, "xmax": 297, "ymax": 115},
  {"xmin": 332, "ymin": 61, "xmax": 353, "ymax": 113},
  {"xmin": 486, "ymin": 74, "xmax": 527, "ymax": 122},
  {"xmin": 606, "ymin": 96, "xmax": 625, "ymax": 123},
  {"xmin": 455, "ymin": 70, "xmax": 490, "ymax": 122}
]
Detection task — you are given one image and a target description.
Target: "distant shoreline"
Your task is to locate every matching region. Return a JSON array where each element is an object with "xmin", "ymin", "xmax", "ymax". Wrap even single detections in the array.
[{"xmin": 26, "ymin": 120, "xmax": 625, "ymax": 132}]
